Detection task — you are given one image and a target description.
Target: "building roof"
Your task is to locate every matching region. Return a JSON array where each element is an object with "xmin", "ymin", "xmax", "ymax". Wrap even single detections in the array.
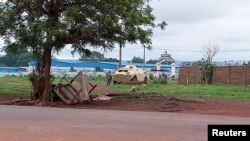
[{"xmin": 28, "ymin": 59, "xmax": 180, "ymax": 71}]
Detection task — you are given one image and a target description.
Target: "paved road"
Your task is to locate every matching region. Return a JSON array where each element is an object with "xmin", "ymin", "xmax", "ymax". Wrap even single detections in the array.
[{"xmin": 0, "ymin": 105, "xmax": 249, "ymax": 141}]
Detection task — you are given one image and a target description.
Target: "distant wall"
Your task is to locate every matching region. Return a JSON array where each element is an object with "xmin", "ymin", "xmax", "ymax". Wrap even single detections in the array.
[
  {"xmin": 178, "ymin": 67, "xmax": 202, "ymax": 84},
  {"xmin": 178, "ymin": 66, "xmax": 250, "ymax": 85}
]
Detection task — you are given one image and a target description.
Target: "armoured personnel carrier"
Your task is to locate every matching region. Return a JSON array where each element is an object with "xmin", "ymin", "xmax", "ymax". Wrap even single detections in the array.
[{"xmin": 112, "ymin": 65, "xmax": 149, "ymax": 84}]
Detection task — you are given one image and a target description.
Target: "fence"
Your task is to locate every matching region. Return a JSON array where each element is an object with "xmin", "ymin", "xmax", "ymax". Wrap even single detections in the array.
[{"xmin": 178, "ymin": 66, "xmax": 250, "ymax": 85}]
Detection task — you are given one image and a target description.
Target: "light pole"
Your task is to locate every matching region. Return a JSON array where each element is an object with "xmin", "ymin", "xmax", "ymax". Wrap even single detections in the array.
[
  {"xmin": 119, "ymin": 43, "xmax": 122, "ymax": 68},
  {"xmin": 143, "ymin": 46, "xmax": 146, "ymax": 71}
]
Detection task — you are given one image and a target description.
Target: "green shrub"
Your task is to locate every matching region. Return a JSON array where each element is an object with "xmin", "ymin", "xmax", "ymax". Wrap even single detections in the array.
[
  {"xmin": 149, "ymin": 73, "xmax": 155, "ymax": 80},
  {"xmin": 151, "ymin": 78, "xmax": 168, "ymax": 85},
  {"xmin": 95, "ymin": 66, "xmax": 104, "ymax": 72}
]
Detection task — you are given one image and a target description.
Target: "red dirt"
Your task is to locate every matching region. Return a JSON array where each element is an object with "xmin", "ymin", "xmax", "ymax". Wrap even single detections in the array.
[
  {"xmin": 1, "ymin": 84, "xmax": 250, "ymax": 117},
  {"xmin": 92, "ymin": 83, "xmax": 119, "ymax": 94}
]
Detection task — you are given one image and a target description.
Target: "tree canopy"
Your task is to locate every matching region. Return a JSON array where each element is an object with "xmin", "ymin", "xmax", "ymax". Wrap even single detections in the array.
[
  {"xmin": 131, "ymin": 56, "xmax": 143, "ymax": 63},
  {"xmin": 79, "ymin": 51, "xmax": 118, "ymax": 62},
  {"xmin": 0, "ymin": 0, "xmax": 166, "ymax": 102},
  {"xmin": 0, "ymin": 50, "xmax": 33, "ymax": 67},
  {"xmin": 0, "ymin": 0, "xmax": 166, "ymax": 53},
  {"xmin": 146, "ymin": 59, "xmax": 172, "ymax": 64}
]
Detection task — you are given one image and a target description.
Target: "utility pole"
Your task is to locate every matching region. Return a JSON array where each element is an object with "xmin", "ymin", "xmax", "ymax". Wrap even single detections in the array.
[
  {"xmin": 119, "ymin": 43, "xmax": 122, "ymax": 68},
  {"xmin": 143, "ymin": 46, "xmax": 146, "ymax": 71}
]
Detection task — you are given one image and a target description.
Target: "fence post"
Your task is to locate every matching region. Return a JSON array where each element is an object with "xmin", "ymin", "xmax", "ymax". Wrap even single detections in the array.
[
  {"xmin": 228, "ymin": 66, "xmax": 231, "ymax": 85},
  {"xmin": 246, "ymin": 65, "xmax": 248, "ymax": 85},
  {"xmin": 186, "ymin": 70, "xmax": 189, "ymax": 85},
  {"xmin": 212, "ymin": 67, "xmax": 215, "ymax": 84},
  {"xmin": 244, "ymin": 65, "xmax": 247, "ymax": 86}
]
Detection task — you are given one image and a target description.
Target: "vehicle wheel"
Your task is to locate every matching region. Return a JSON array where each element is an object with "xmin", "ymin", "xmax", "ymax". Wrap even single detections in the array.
[
  {"xmin": 144, "ymin": 77, "xmax": 148, "ymax": 84},
  {"xmin": 131, "ymin": 76, "xmax": 137, "ymax": 81},
  {"xmin": 113, "ymin": 81, "xmax": 117, "ymax": 84}
]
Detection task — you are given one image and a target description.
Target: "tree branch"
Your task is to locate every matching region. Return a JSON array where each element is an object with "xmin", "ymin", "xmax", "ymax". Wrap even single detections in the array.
[
  {"xmin": 59, "ymin": 1, "xmax": 96, "ymax": 13},
  {"xmin": 94, "ymin": 0, "xmax": 120, "ymax": 33},
  {"xmin": 8, "ymin": 0, "xmax": 48, "ymax": 15}
]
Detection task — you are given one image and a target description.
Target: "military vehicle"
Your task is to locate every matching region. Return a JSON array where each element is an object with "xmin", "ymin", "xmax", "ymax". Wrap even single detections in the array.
[{"xmin": 112, "ymin": 65, "xmax": 149, "ymax": 84}]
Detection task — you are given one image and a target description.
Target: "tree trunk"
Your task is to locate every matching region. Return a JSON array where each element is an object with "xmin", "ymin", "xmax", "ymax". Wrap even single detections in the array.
[{"xmin": 41, "ymin": 48, "xmax": 52, "ymax": 104}]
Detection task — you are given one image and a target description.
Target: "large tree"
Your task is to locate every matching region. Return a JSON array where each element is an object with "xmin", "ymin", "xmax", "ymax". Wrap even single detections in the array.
[{"xmin": 0, "ymin": 0, "xmax": 166, "ymax": 103}]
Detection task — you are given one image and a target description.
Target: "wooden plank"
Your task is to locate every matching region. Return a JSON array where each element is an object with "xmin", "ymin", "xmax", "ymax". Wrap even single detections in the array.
[{"xmin": 53, "ymin": 86, "xmax": 71, "ymax": 105}]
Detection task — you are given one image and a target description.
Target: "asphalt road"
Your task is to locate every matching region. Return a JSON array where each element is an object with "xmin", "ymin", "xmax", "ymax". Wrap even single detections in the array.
[{"xmin": 0, "ymin": 105, "xmax": 249, "ymax": 141}]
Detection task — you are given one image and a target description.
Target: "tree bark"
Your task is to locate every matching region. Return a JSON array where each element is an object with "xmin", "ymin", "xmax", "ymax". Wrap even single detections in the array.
[{"xmin": 41, "ymin": 48, "xmax": 52, "ymax": 104}]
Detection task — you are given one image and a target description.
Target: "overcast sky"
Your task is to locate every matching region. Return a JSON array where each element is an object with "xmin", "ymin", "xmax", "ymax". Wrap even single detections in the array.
[
  {"xmin": 103, "ymin": 0, "xmax": 250, "ymax": 62},
  {"xmin": 1, "ymin": 0, "xmax": 250, "ymax": 62},
  {"xmin": 145, "ymin": 0, "xmax": 250, "ymax": 62}
]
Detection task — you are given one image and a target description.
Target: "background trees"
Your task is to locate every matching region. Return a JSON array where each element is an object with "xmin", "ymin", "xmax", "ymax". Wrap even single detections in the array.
[
  {"xmin": 146, "ymin": 59, "xmax": 172, "ymax": 64},
  {"xmin": 0, "ymin": 51, "xmax": 33, "ymax": 67},
  {"xmin": 79, "ymin": 51, "xmax": 118, "ymax": 62},
  {"xmin": 131, "ymin": 56, "xmax": 143, "ymax": 63}
]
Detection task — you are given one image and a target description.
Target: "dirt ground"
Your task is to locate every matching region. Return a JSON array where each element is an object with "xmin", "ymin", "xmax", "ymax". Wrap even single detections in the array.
[{"xmin": 1, "ymin": 84, "xmax": 250, "ymax": 117}]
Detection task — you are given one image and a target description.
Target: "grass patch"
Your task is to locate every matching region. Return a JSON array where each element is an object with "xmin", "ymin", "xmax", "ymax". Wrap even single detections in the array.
[
  {"xmin": 151, "ymin": 78, "xmax": 168, "ymax": 85},
  {"xmin": 111, "ymin": 80, "xmax": 250, "ymax": 100},
  {"xmin": 1, "ymin": 76, "xmax": 250, "ymax": 100},
  {"xmin": 0, "ymin": 75, "xmax": 30, "ymax": 85},
  {"xmin": 142, "ymin": 81, "xmax": 250, "ymax": 100},
  {"xmin": 0, "ymin": 76, "xmax": 31, "ymax": 94},
  {"xmin": 111, "ymin": 84, "xmax": 132, "ymax": 93},
  {"xmin": 88, "ymin": 76, "xmax": 106, "ymax": 84},
  {"xmin": 0, "ymin": 87, "xmax": 31, "ymax": 95}
]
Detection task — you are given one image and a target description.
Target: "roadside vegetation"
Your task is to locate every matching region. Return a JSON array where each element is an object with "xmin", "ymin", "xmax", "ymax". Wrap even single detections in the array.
[
  {"xmin": 0, "ymin": 76, "xmax": 250, "ymax": 100},
  {"xmin": 0, "ymin": 76, "xmax": 31, "ymax": 94}
]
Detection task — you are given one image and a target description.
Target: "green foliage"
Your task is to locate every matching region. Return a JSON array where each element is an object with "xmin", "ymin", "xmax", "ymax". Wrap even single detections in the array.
[
  {"xmin": 69, "ymin": 67, "xmax": 77, "ymax": 72},
  {"xmin": 1, "ymin": 76, "xmax": 250, "ymax": 100},
  {"xmin": 146, "ymin": 59, "xmax": 172, "ymax": 64},
  {"xmin": 95, "ymin": 66, "xmax": 104, "ymax": 72},
  {"xmin": 0, "ymin": 0, "xmax": 166, "ymax": 100},
  {"xmin": 200, "ymin": 59, "xmax": 213, "ymax": 84},
  {"xmin": 0, "ymin": 87, "xmax": 31, "ymax": 95},
  {"xmin": 151, "ymin": 78, "xmax": 168, "ymax": 85},
  {"xmin": 103, "ymin": 58, "xmax": 119, "ymax": 62},
  {"xmin": 199, "ymin": 42, "xmax": 218, "ymax": 84},
  {"xmin": 0, "ymin": 51, "xmax": 34, "ymax": 67},
  {"xmin": 0, "ymin": 55, "xmax": 15, "ymax": 67},
  {"xmin": 80, "ymin": 51, "xmax": 104, "ymax": 61},
  {"xmin": 190, "ymin": 59, "xmax": 213, "ymax": 84},
  {"xmin": 149, "ymin": 73, "xmax": 154, "ymax": 79},
  {"xmin": 80, "ymin": 51, "xmax": 119, "ymax": 62},
  {"xmin": 88, "ymin": 76, "xmax": 106, "ymax": 84},
  {"xmin": 161, "ymin": 60, "xmax": 172, "ymax": 64},
  {"xmin": 146, "ymin": 59, "xmax": 157, "ymax": 64},
  {"xmin": 132, "ymin": 56, "xmax": 143, "ymax": 63},
  {"xmin": 145, "ymin": 82, "xmax": 250, "ymax": 100},
  {"xmin": 0, "ymin": 76, "xmax": 31, "ymax": 95},
  {"xmin": 28, "ymin": 67, "xmax": 42, "ymax": 99},
  {"xmin": 0, "ymin": 0, "xmax": 165, "ymax": 52},
  {"xmin": 181, "ymin": 61, "xmax": 192, "ymax": 67},
  {"xmin": 111, "ymin": 80, "xmax": 250, "ymax": 100},
  {"xmin": 191, "ymin": 61, "xmax": 203, "ymax": 67}
]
